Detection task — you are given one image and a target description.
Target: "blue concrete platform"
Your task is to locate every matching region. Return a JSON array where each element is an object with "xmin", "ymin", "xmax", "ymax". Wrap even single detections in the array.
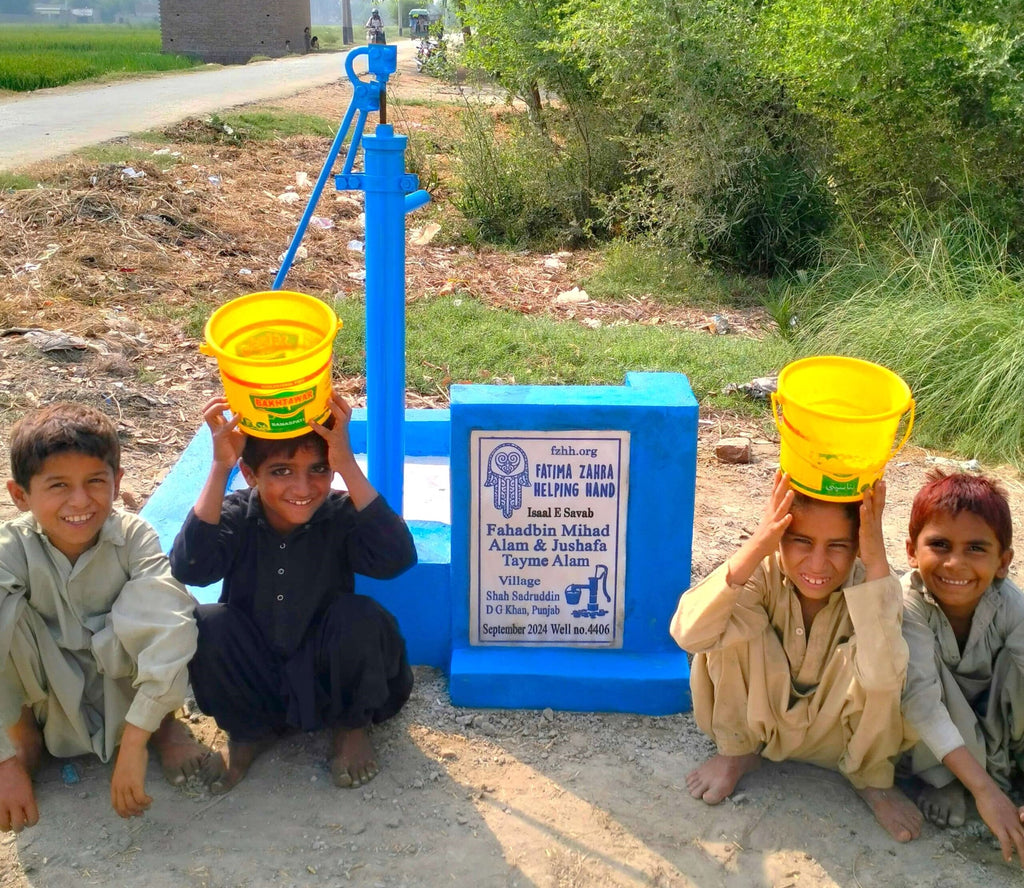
[
  {"xmin": 448, "ymin": 373, "xmax": 696, "ymax": 714},
  {"xmin": 141, "ymin": 376, "xmax": 696, "ymax": 714},
  {"xmin": 449, "ymin": 648, "xmax": 691, "ymax": 715},
  {"xmin": 141, "ymin": 408, "xmax": 455, "ymax": 669}
]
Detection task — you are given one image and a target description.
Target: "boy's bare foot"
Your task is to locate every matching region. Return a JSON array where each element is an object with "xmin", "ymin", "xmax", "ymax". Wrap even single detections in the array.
[
  {"xmin": 685, "ymin": 753, "xmax": 761, "ymax": 804},
  {"xmin": 200, "ymin": 738, "xmax": 274, "ymax": 795},
  {"xmin": 151, "ymin": 714, "xmax": 208, "ymax": 786},
  {"xmin": 0, "ymin": 757, "xmax": 38, "ymax": 833},
  {"xmin": 917, "ymin": 780, "xmax": 967, "ymax": 827},
  {"xmin": 9, "ymin": 706, "xmax": 43, "ymax": 776},
  {"xmin": 857, "ymin": 785, "xmax": 923, "ymax": 842},
  {"xmin": 330, "ymin": 726, "xmax": 378, "ymax": 788}
]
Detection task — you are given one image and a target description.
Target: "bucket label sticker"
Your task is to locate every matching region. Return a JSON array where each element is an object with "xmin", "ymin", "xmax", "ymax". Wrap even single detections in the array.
[
  {"xmin": 243, "ymin": 386, "xmax": 318, "ymax": 434},
  {"xmin": 250, "ymin": 387, "xmax": 317, "ymax": 416},
  {"xmin": 820, "ymin": 475, "xmax": 861, "ymax": 497},
  {"xmin": 468, "ymin": 431, "xmax": 629, "ymax": 649}
]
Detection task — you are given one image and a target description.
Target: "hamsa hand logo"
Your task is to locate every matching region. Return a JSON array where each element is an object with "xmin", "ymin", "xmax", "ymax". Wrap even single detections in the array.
[{"xmin": 484, "ymin": 443, "xmax": 530, "ymax": 519}]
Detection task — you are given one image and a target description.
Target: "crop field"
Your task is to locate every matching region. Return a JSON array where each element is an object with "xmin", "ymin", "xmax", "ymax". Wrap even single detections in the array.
[{"xmin": 0, "ymin": 24, "xmax": 201, "ymax": 91}]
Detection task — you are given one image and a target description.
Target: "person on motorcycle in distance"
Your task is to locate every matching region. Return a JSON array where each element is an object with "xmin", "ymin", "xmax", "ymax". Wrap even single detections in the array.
[{"xmin": 366, "ymin": 9, "xmax": 386, "ymax": 44}]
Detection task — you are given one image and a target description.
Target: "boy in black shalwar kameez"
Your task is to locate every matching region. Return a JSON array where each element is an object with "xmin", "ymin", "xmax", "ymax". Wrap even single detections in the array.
[{"xmin": 170, "ymin": 390, "xmax": 416, "ymax": 794}]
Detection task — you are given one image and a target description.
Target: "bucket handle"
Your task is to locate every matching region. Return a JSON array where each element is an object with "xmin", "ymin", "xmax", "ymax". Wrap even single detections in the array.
[
  {"xmin": 770, "ymin": 392, "xmax": 810, "ymax": 441},
  {"xmin": 890, "ymin": 399, "xmax": 915, "ymax": 460}
]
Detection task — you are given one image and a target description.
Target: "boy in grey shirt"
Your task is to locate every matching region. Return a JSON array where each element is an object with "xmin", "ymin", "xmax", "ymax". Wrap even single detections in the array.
[
  {"xmin": 901, "ymin": 470, "xmax": 1024, "ymax": 866},
  {"xmin": 0, "ymin": 403, "xmax": 202, "ymax": 832}
]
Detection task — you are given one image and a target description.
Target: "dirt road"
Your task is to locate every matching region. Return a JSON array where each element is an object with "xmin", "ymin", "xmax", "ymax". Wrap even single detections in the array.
[{"xmin": 0, "ymin": 40, "xmax": 417, "ymax": 170}]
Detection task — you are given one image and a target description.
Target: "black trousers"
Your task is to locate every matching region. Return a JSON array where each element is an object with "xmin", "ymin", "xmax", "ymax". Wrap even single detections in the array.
[{"xmin": 189, "ymin": 595, "xmax": 413, "ymax": 743}]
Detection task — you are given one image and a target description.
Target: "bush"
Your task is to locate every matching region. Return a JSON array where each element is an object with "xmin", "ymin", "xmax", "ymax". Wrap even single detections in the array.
[
  {"xmin": 779, "ymin": 207, "xmax": 1024, "ymax": 465},
  {"xmin": 758, "ymin": 0, "xmax": 1024, "ymax": 238},
  {"xmin": 451, "ymin": 101, "xmax": 626, "ymax": 247}
]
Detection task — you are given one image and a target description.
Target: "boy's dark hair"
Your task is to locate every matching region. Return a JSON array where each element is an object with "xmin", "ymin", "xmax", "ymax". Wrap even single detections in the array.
[
  {"xmin": 241, "ymin": 428, "xmax": 328, "ymax": 471},
  {"xmin": 9, "ymin": 402, "xmax": 120, "ymax": 488},
  {"xmin": 909, "ymin": 470, "xmax": 1012, "ymax": 552},
  {"xmin": 790, "ymin": 491, "xmax": 861, "ymax": 538}
]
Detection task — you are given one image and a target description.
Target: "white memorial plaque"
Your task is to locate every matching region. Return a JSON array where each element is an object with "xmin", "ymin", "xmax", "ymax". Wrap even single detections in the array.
[{"xmin": 469, "ymin": 431, "xmax": 629, "ymax": 647}]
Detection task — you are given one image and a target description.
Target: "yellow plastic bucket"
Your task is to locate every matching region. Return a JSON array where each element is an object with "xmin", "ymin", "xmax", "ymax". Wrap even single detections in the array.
[
  {"xmin": 771, "ymin": 356, "xmax": 914, "ymax": 502},
  {"xmin": 200, "ymin": 291, "xmax": 341, "ymax": 439}
]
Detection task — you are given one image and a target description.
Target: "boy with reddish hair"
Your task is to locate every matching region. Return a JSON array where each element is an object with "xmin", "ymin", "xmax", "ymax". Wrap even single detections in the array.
[{"xmin": 901, "ymin": 470, "xmax": 1024, "ymax": 865}]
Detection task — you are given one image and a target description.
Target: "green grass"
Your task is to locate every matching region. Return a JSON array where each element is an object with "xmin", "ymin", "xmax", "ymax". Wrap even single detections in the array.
[
  {"xmin": 153, "ymin": 294, "xmax": 213, "ymax": 337},
  {"xmin": 217, "ymin": 110, "xmax": 338, "ymax": 140},
  {"xmin": 0, "ymin": 173, "xmax": 39, "ymax": 191},
  {"xmin": 584, "ymin": 240, "xmax": 768, "ymax": 309},
  {"xmin": 779, "ymin": 211, "xmax": 1024, "ymax": 465},
  {"xmin": 329, "ymin": 293, "xmax": 793, "ymax": 409},
  {"xmin": 0, "ymin": 25, "xmax": 201, "ymax": 91},
  {"xmin": 77, "ymin": 144, "xmax": 183, "ymax": 166}
]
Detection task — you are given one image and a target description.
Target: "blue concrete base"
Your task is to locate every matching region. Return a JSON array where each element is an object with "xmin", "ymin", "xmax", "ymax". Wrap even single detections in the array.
[
  {"xmin": 357, "ymin": 519, "xmax": 451, "ymax": 670},
  {"xmin": 141, "ymin": 410, "xmax": 454, "ymax": 670},
  {"xmin": 448, "ymin": 373, "xmax": 698, "ymax": 716},
  {"xmin": 449, "ymin": 647, "xmax": 691, "ymax": 715}
]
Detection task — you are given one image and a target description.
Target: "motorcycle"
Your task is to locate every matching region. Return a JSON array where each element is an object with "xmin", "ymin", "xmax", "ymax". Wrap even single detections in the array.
[{"xmin": 415, "ymin": 36, "xmax": 441, "ymax": 72}]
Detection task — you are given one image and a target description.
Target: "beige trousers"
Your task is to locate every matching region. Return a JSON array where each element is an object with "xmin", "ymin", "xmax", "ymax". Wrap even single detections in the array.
[
  {"xmin": 1, "ymin": 605, "xmax": 134, "ymax": 762},
  {"xmin": 691, "ymin": 629, "xmax": 908, "ymax": 789}
]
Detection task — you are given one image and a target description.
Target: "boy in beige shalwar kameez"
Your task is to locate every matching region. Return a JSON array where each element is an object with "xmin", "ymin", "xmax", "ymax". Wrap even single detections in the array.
[
  {"xmin": 0, "ymin": 403, "xmax": 205, "ymax": 834},
  {"xmin": 670, "ymin": 471, "xmax": 922, "ymax": 843}
]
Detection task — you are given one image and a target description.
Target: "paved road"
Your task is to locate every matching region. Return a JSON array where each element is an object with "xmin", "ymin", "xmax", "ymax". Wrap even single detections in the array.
[{"xmin": 0, "ymin": 41, "xmax": 417, "ymax": 170}]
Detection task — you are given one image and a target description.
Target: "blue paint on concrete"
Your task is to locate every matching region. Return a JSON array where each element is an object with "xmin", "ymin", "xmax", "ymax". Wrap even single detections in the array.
[
  {"xmin": 360, "ymin": 519, "xmax": 451, "ymax": 668},
  {"xmin": 141, "ymin": 409, "xmax": 454, "ymax": 668},
  {"xmin": 448, "ymin": 372, "xmax": 696, "ymax": 714},
  {"xmin": 142, "ymin": 376, "xmax": 695, "ymax": 714},
  {"xmin": 347, "ymin": 408, "xmax": 451, "ymax": 456}
]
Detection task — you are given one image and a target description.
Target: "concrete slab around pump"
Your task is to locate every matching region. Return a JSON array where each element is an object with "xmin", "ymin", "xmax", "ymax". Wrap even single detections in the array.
[
  {"xmin": 141, "ymin": 408, "xmax": 455, "ymax": 668},
  {"xmin": 142, "ymin": 381, "xmax": 697, "ymax": 715}
]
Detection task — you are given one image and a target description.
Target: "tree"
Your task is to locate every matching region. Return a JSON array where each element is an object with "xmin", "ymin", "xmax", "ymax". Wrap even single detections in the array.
[
  {"xmin": 341, "ymin": 0, "xmax": 354, "ymax": 44},
  {"xmin": 758, "ymin": 0, "xmax": 1024, "ymax": 219}
]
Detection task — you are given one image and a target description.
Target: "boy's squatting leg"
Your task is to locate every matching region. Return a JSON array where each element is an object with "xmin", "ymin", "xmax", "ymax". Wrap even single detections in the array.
[
  {"xmin": 686, "ymin": 745, "xmax": 923, "ymax": 844},
  {"xmin": 330, "ymin": 724, "xmax": 378, "ymax": 788},
  {"xmin": 150, "ymin": 712, "xmax": 209, "ymax": 786},
  {"xmin": 686, "ymin": 752, "xmax": 762, "ymax": 804},
  {"xmin": 200, "ymin": 737, "xmax": 276, "ymax": 795},
  {"xmin": 9, "ymin": 706, "xmax": 43, "ymax": 776},
  {"xmin": 856, "ymin": 785, "xmax": 923, "ymax": 843}
]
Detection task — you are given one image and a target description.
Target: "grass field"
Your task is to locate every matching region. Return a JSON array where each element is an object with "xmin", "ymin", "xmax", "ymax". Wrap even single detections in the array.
[{"xmin": 0, "ymin": 24, "xmax": 202, "ymax": 91}]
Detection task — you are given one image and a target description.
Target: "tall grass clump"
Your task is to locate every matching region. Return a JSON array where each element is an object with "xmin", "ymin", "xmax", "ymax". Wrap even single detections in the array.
[
  {"xmin": 583, "ymin": 240, "xmax": 767, "ymax": 308},
  {"xmin": 450, "ymin": 101, "xmax": 627, "ymax": 248},
  {"xmin": 780, "ymin": 210, "xmax": 1024, "ymax": 465}
]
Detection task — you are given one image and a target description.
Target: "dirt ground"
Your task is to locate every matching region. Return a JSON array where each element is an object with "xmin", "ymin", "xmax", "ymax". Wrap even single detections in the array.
[{"xmin": 2, "ymin": 56, "xmax": 1024, "ymax": 888}]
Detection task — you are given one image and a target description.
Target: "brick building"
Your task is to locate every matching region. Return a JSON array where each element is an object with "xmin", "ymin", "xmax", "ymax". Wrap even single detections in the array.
[{"xmin": 159, "ymin": 0, "xmax": 310, "ymax": 64}]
